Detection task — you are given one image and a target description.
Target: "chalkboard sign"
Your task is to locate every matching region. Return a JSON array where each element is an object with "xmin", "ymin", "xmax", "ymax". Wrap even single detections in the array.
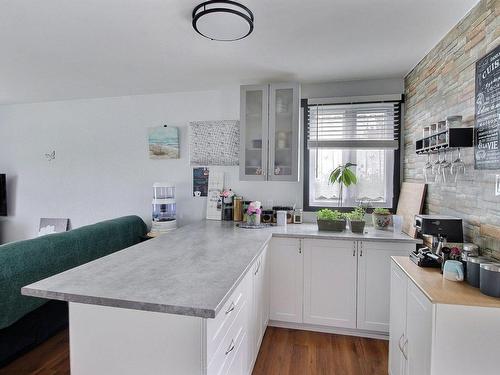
[{"xmin": 475, "ymin": 44, "xmax": 500, "ymax": 170}]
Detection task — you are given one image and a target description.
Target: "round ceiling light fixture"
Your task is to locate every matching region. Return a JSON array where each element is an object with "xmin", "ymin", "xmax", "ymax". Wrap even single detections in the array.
[{"xmin": 192, "ymin": 1, "xmax": 254, "ymax": 41}]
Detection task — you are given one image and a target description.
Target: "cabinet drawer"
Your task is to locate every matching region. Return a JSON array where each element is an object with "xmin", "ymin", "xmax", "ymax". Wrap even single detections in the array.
[
  {"xmin": 206, "ymin": 271, "xmax": 250, "ymax": 366},
  {"xmin": 207, "ymin": 297, "xmax": 247, "ymax": 375}
]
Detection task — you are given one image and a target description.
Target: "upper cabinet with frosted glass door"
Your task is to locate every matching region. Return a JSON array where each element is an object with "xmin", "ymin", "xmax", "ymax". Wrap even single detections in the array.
[
  {"xmin": 240, "ymin": 83, "xmax": 300, "ymax": 181},
  {"xmin": 240, "ymin": 85, "xmax": 269, "ymax": 181},
  {"xmin": 268, "ymin": 83, "xmax": 300, "ymax": 181}
]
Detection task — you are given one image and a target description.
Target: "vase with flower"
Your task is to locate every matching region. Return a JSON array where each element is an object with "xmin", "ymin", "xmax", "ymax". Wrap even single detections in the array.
[{"xmin": 246, "ymin": 201, "xmax": 262, "ymax": 226}]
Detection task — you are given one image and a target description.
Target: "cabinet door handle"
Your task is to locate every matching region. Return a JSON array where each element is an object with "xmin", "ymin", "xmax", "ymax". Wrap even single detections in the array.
[
  {"xmin": 353, "ymin": 243, "xmax": 356, "ymax": 256},
  {"xmin": 225, "ymin": 301, "xmax": 236, "ymax": 315},
  {"xmin": 398, "ymin": 334, "xmax": 404, "ymax": 353},
  {"xmin": 254, "ymin": 260, "xmax": 261, "ymax": 275},
  {"xmin": 225, "ymin": 339, "xmax": 235, "ymax": 355},
  {"xmin": 402, "ymin": 338, "xmax": 408, "ymax": 360},
  {"xmin": 299, "ymin": 242, "xmax": 302, "ymax": 254},
  {"xmin": 360, "ymin": 242, "xmax": 363, "ymax": 257}
]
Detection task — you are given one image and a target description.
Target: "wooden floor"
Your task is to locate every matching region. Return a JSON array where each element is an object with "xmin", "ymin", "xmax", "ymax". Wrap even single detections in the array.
[
  {"xmin": 253, "ymin": 327, "xmax": 388, "ymax": 375},
  {"xmin": 0, "ymin": 327, "xmax": 388, "ymax": 375}
]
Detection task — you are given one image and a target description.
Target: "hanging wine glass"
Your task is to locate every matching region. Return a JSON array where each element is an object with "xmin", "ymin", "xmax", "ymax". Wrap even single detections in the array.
[
  {"xmin": 433, "ymin": 150, "xmax": 443, "ymax": 183},
  {"xmin": 423, "ymin": 153, "xmax": 434, "ymax": 183},
  {"xmin": 451, "ymin": 147, "xmax": 466, "ymax": 182},
  {"xmin": 441, "ymin": 150, "xmax": 452, "ymax": 183}
]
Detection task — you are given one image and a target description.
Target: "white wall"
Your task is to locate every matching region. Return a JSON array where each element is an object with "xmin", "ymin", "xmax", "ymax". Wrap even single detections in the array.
[{"xmin": 0, "ymin": 78, "xmax": 404, "ymax": 243}]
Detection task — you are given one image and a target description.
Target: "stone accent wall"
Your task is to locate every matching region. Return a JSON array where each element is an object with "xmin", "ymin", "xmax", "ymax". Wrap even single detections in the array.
[{"xmin": 404, "ymin": 0, "xmax": 500, "ymax": 257}]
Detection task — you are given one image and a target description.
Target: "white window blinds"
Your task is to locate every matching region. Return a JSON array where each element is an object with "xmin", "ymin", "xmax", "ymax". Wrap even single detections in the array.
[{"xmin": 307, "ymin": 101, "xmax": 401, "ymax": 149}]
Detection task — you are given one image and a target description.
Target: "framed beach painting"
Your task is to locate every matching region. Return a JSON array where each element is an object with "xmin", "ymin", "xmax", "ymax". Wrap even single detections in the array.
[{"xmin": 148, "ymin": 126, "xmax": 180, "ymax": 159}]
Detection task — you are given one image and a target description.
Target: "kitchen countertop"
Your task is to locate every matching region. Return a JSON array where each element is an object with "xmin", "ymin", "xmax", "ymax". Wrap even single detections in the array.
[
  {"xmin": 22, "ymin": 221, "xmax": 421, "ymax": 319},
  {"xmin": 392, "ymin": 256, "xmax": 500, "ymax": 309}
]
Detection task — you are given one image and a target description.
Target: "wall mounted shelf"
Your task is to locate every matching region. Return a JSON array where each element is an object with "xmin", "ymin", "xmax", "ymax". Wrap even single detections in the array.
[{"xmin": 415, "ymin": 127, "xmax": 473, "ymax": 154}]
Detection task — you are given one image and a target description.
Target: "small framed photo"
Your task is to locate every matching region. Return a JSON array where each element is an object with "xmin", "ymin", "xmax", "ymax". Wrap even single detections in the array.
[{"xmin": 496, "ymin": 175, "xmax": 500, "ymax": 196}]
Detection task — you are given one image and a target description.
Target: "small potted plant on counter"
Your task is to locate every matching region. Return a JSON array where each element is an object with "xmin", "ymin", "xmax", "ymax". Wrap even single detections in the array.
[
  {"xmin": 316, "ymin": 209, "xmax": 346, "ymax": 232},
  {"xmin": 346, "ymin": 206, "xmax": 366, "ymax": 233},
  {"xmin": 372, "ymin": 207, "xmax": 392, "ymax": 230}
]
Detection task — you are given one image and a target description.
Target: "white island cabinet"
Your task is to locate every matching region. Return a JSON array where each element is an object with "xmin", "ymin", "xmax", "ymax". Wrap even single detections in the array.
[
  {"xmin": 269, "ymin": 238, "xmax": 414, "ymax": 336},
  {"xmin": 70, "ymin": 245, "xmax": 270, "ymax": 375}
]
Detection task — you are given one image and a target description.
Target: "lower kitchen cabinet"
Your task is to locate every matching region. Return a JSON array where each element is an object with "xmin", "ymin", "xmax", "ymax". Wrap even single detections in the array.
[
  {"xmin": 405, "ymin": 282, "xmax": 432, "ymax": 375},
  {"xmin": 303, "ymin": 239, "xmax": 357, "ymax": 328},
  {"xmin": 388, "ymin": 261, "xmax": 408, "ymax": 375},
  {"xmin": 252, "ymin": 245, "xmax": 268, "ymax": 355},
  {"xmin": 389, "ymin": 260, "xmax": 433, "ymax": 375},
  {"xmin": 269, "ymin": 238, "xmax": 414, "ymax": 335},
  {"xmin": 389, "ymin": 258, "xmax": 500, "ymax": 375},
  {"xmin": 357, "ymin": 241, "xmax": 414, "ymax": 332},
  {"xmin": 269, "ymin": 238, "xmax": 303, "ymax": 323},
  {"xmin": 207, "ymin": 244, "xmax": 269, "ymax": 375}
]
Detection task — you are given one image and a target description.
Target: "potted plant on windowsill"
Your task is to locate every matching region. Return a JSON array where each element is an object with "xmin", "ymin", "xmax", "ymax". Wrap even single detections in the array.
[
  {"xmin": 316, "ymin": 209, "xmax": 346, "ymax": 232},
  {"xmin": 372, "ymin": 207, "xmax": 392, "ymax": 230},
  {"xmin": 329, "ymin": 162, "xmax": 357, "ymax": 207},
  {"xmin": 346, "ymin": 206, "xmax": 366, "ymax": 233}
]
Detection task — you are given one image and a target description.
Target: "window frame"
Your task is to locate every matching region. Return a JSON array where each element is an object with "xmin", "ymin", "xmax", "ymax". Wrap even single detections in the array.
[{"xmin": 302, "ymin": 98, "xmax": 402, "ymax": 213}]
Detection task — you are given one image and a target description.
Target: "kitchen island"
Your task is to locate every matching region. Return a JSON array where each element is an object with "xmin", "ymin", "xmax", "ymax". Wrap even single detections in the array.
[{"xmin": 22, "ymin": 221, "xmax": 421, "ymax": 375}]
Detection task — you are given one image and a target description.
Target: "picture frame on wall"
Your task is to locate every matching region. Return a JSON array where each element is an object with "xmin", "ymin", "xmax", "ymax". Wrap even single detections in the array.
[{"xmin": 474, "ymin": 44, "xmax": 500, "ymax": 170}]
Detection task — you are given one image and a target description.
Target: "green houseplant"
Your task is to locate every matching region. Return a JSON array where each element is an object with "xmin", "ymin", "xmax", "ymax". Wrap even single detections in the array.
[
  {"xmin": 329, "ymin": 162, "xmax": 357, "ymax": 207},
  {"xmin": 372, "ymin": 207, "xmax": 392, "ymax": 230},
  {"xmin": 346, "ymin": 206, "xmax": 366, "ymax": 233},
  {"xmin": 316, "ymin": 209, "xmax": 346, "ymax": 232}
]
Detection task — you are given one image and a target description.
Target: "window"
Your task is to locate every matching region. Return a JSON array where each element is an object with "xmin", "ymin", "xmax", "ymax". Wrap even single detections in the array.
[{"xmin": 304, "ymin": 98, "xmax": 401, "ymax": 210}]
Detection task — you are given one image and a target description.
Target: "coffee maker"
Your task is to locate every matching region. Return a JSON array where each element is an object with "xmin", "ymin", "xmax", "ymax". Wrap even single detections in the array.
[{"xmin": 410, "ymin": 214, "xmax": 463, "ymax": 267}]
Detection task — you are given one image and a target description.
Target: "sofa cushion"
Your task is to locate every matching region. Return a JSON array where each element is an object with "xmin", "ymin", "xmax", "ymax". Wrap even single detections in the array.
[{"xmin": 0, "ymin": 215, "xmax": 147, "ymax": 329}]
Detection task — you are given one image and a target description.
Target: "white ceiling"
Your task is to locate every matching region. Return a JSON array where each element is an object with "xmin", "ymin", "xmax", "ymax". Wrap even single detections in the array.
[{"xmin": 0, "ymin": 0, "xmax": 479, "ymax": 105}]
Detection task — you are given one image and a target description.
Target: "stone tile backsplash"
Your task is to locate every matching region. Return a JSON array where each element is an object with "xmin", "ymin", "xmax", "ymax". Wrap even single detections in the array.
[{"xmin": 403, "ymin": 0, "xmax": 500, "ymax": 258}]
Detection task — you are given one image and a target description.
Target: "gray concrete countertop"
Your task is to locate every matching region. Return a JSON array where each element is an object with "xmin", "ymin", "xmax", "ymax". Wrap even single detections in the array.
[{"xmin": 22, "ymin": 221, "xmax": 421, "ymax": 319}]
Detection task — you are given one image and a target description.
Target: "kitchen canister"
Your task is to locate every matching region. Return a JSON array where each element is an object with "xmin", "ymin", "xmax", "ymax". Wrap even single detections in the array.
[
  {"xmin": 443, "ymin": 260, "xmax": 464, "ymax": 282},
  {"xmin": 480, "ymin": 263, "xmax": 500, "ymax": 298},
  {"xmin": 466, "ymin": 256, "xmax": 493, "ymax": 287},
  {"xmin": 276, "ymin": 210, "xmax": 287, "ymax": 226}
]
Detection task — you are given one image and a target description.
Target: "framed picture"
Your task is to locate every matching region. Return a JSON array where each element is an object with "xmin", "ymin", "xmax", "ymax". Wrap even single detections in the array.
[
  {"xmin": 39, "ymin": 218, "xmax": 69, "ymax": 237},
  {"xmin": 193, "ymin": 167, "xmax": 209, "ymax": 197},
  {"xmin": 148, "ymin": 126, "xmax": 180, "ymax": 159},
  {"xmin": 474, "ymin": 45, "xmax": 500, "ymax": 169}
]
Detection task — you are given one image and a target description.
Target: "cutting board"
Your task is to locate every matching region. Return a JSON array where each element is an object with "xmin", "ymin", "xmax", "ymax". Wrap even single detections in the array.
[
  {"xmin": 480, "ymin": 224, "xmax": 500, "ymax": 240},
  {"xmin": 396, "ymin": 182, "xmax": 427, "ymax": 238}
]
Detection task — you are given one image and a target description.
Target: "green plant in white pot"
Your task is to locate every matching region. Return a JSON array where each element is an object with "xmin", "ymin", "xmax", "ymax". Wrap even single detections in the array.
[
  {"xmin": 346, "ymin": 206, "xmax": 366, "ymax": 233},
  {"xmin": 372, "ymin": 207, "xmax": 392, "ymax": 230},
  {"xmin": 329, "ymin": 162, "xmax": 357, "ymax": 207},
  {"xmin": 316, "ymin": 209, "xmax": 346, "ymax": 232}
]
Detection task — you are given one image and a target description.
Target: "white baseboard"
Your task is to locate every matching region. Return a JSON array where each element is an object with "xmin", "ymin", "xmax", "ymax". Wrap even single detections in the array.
[{"xmin": 268, "ymin": 320, "xmax": 389, "ymax": 340}]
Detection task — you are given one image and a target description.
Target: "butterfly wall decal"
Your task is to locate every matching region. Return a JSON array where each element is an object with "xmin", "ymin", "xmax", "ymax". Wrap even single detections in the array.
[{"xmin": 45, "ymin": 151, "xmax": 56, "ymax": 161}]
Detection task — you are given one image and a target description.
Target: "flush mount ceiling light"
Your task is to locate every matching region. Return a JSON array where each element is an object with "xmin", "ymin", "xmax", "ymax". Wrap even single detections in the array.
[{"xmin": 192, "ymin": 1, "xmax": 254, "ymax": 41}]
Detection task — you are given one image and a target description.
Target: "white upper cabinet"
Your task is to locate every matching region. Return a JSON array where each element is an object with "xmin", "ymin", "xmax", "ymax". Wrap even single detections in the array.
[
  {"xmin": 357, "ymin": 241, "xmax": 414, "ymax": 333},
  {"xmin": 240, "ymin": 85, "xmax": 269, "ymax": 181},
  {"xmin": 303, "ymin": 239, "xmax": 358, "ymax": 328},
  {"xmin": 268, "ymin": 83, "xmax": 300, "ymax": 181},
  {"xmin": 240, "ymin": 83, "xmax": 300, "ymax": 182}
]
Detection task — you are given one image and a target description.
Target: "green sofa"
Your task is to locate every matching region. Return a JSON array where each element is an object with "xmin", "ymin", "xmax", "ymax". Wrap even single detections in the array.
[{"xmin": 0, "ymin": 215, "xmax": 148, "ymax": 365}]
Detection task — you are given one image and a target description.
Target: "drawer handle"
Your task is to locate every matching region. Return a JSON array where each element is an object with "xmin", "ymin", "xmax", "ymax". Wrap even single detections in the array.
[
  {"xmin": 225, "ymin": 301, "xmax": 236, "ymax": 315},
  {"xmin": 225, "ymin": 339, "xmax": 235, "ymax": 355}
]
